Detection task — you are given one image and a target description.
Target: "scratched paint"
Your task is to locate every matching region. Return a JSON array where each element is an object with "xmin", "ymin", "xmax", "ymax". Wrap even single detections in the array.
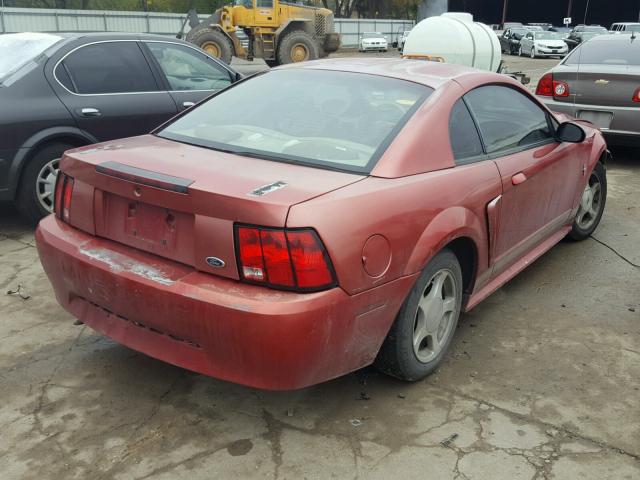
[{"xmin": 79, "ymin": 248, "xmax": 174, "ymax": 286}]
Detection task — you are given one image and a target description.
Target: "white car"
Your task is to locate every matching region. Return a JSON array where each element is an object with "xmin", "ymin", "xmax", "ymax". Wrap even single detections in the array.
[
  {"xmin": 359, "ymin": 32, "xmax": 388, "ymax": 52},
  {"xmin": 519, "ymin": 30, "xmax": 568, "ymax": 58}
]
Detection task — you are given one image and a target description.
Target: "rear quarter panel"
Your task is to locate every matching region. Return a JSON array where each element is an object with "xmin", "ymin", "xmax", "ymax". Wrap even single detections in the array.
[{"xmin": 286, "ymin": 161, "xmax": 501, "ymax": 296}]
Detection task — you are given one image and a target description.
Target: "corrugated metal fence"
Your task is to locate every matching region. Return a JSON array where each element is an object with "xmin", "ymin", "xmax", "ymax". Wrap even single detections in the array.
[{"xmin": 0, "ymin": 7, "xmax": 413, "ymax": 47}]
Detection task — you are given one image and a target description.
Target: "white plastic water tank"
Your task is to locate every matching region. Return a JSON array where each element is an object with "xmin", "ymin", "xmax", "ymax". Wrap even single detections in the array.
[{"xmin": 403, "ymin": 12, "xmax": 501, "ymax": 72}]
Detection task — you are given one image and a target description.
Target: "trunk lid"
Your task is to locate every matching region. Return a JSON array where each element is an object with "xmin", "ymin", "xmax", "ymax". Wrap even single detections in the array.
[
  {"xmin": 572, "ymin": 65, "xmax": 639, "ymax": 107},
  {"xmin": 62, "ymin": 135, "xmax": 364, "ymax": 280}
]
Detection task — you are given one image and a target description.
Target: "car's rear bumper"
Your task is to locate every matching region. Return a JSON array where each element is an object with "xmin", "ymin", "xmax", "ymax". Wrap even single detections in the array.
[
  {"xmin": 36, "ymin": 216, "xmax": 414, "ymax": 390},
  {"xmin": 540, "ymin": 99, "xmax": 640, "ymax": 146}
]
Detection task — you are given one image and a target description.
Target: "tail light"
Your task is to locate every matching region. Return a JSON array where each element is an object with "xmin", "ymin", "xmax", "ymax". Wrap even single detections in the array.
[
  {"xmin": 235, "ymin": 225, "xmax": 336, "ymax": 292},
  {"xmin": 633, "ymin": 87, "xmax": 640, "ymax": 103},
  {"xmin": 535, "ymin": 73, "xmax": 570, "ymax": 98},
  {"xmin": 54, "ymin": 172, "xmax": 74, "ymax": 222}
]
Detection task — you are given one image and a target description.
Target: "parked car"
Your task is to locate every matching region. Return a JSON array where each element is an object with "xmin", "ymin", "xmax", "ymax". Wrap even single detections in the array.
[
  {"xmin": 0, "ymin": 32, "xmax": 242, "ymax": 223},
  {"xmin": 565, "ymin": 25, "xmax": 609, "ymax": 50},
  {"xmin": 499, "ymin": 27, "xmax": 528, "ymax": 55},
  {"xmin": 37, "ymin": 58, "xmax": 608, "ymax": 390},
  {"xmin": 519, "ymin": 31, "xmax": 568, "ymax": 58},
  {"xmin": 610, "ymin": 22, "xmax": 640, "ymax": 34},
  {"xmin": 359, "ymin": 32, "xmax": 388, "ymax": 52},
  {"xmin": 548, "ymin": 26, "xmax": 572, "ymax": 39},
  {"xmin": 536, "ymin": 33, "xmax": 640, "ymax": 146}
]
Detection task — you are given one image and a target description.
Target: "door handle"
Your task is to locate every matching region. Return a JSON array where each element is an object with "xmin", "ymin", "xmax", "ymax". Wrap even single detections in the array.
[
  {"xmin": 182, "ymin": 101, "xmax": 195, "ymax": 109},
  {"xmin": 512, "ymin": 172, "xmax": 527, "ymax": 185},
  {"xmin": 80, "ymin": 107, "xmax": 101, "ymax": 117}
]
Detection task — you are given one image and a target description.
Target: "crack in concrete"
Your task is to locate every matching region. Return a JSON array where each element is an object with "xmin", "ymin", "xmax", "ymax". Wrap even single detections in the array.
[{"xmin": 435, "ymin": 385, "xmax": 640, "ymax": 462}]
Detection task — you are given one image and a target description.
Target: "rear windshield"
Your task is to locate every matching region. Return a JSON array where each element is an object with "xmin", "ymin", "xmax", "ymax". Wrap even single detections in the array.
[
  {"xmin": 0, "ymin": 32, "xmax": 63, "ymax": 80},
  {"xmin": 158, "ymin": 69, "xmax": 432, "ymax": 173},
  {"xmin": 583, "ymin": 26, "xmax": 607, "ymax": 32},
  {"xmin": 565, "ymin": 39, "xmax": 640, "ymax": 65},
  {"xmin": 534, "ymin": 32, "xmax": 561, "ymax": 40}
]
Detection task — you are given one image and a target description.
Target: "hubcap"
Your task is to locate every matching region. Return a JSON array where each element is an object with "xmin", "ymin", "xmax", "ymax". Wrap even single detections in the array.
[
  {"xmin": 36, "ymin": 157, "xmax": 60, "ymax": 213},
  {"xmin": 291, "ymin": 43, "xmax": 309, "ymax": 62},
  {"xmin": 575, "ymin": 172, "xmax": 602, "ymax": 230},
  {"xmin": 202, "ymin": 41, "xmax": 221, "ymax": 58},
  {"xmin": 412, "ymin": 270, "xmax": 458, "ymax": 364}
]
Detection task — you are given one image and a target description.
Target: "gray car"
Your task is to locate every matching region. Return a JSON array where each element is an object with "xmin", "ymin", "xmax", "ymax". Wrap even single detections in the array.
[
  {"xmin": 0, "ymin": 32, "xmax": 241, "ymax": 222},
  {"xmin": 535, "ymin": 34, "xmax": 640, "ymax": 146}
]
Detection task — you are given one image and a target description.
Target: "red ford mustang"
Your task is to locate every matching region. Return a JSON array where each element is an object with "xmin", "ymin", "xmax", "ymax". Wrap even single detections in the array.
[{"xmin": 36, "ymin": 58, "xmax": 608, "ymax": 390}]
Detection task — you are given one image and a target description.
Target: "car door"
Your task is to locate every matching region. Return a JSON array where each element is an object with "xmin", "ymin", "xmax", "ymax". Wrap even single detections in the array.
[
  {"xmin": 49, "ymin": 40, "xmax": 178, "ymax": 141},
  {"xmin": 500, "ymin": 30, "xmax": 511, "ymax": 51},
  {"xmin": 463, "ymin": 85, "xmax": 579, "ymax": 275},
  {"xmin": 522, "ymin": 32, "xmax": 533, "ymax": 52},
  {"xmin": 142, "ymin": 41, "xmax": 236, "ymax": 113}
]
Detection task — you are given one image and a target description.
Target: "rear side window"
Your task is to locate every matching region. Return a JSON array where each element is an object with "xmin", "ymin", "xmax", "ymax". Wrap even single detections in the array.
[
  {"xmin": 464, "ymin": 85, "xmax": 553, "ymax": 155},
  {"xmin": 56, "ymin": 42, "xmax": 158, "ymax": 94},
  {"xmin": 564, "ymin": 39, "xmax": 640, "ymax": 66},
  {"xmin": 449, "ymin": 99, "xmax": 484, "ymax": 163}
]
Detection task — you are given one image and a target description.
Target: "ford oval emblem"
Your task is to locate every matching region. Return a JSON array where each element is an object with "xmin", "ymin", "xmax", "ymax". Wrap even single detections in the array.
[{"xmin": 206, "ymin": 257, "xmax": 225, "ymax": 268}]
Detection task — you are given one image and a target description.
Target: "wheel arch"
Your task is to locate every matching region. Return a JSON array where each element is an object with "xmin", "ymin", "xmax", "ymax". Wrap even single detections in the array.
[
  {"xmin": 8, "ymin": 127, "xmax": 97, "ymax": 200},
  {"xmin": 404, "ymin": 206, "xmax": 484, "ymax": 297},
  {"xmin": 275, "ymin": 19, "xmax": 312, "ymax": 42}
]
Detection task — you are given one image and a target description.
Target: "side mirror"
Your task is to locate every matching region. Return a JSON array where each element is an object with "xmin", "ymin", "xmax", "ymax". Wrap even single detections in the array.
[{"xmin": 556, "ymin": 122, "xmax": 586, "ymax": 143}]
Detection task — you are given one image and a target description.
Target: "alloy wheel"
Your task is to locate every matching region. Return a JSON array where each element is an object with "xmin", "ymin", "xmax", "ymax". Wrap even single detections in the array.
[
  {"xmin": 575, "ymin": 172, "xmax": 603, "ymax": 231},
  {"xmin": 36, "ymin": 157, "xmax": 60, "ymax": 214},
  {"xmin": 412, "ymin": 269, "xmax": 458, "ymax": 364}
]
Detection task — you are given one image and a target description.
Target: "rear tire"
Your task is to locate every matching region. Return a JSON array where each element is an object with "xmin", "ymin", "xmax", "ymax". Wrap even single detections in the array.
[
  {"xmin": 568, "ymin": 162, "xmax": 607, "ymax": 241},
  {"xmin": 375, "ymin": 249, "xmax": 463, "ymax": 381},
  {"xmin": 189, "ymin": 29, "xmax": 233, "ymax": 64},
  {"xmin": 15, "ymin": 142, "xmax": 75, "ymax": 224},
  {"xmin": 277, "ymin": 30, "xmax": 319, "ymax": 64}
]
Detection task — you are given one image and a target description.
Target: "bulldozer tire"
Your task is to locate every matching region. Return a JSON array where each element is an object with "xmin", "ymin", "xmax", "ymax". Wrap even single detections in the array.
[
  {"xmin": 190, "ymin": 29, "xmax": 233, "ymax": 64},
  {"xmin": 277, "ymin": 30, "xmax": 319, "ymax": 64}
]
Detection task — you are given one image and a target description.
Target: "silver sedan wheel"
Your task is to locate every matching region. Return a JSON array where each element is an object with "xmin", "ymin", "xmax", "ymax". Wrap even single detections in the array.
[
  {"xmin": 412, "ymin": 269, "xmax": 457, "ymax": 364},
  {"xmin": 36, "ymin": 157, "xmax": 60, "ymax": 213},
  {"xmin": 575, "ymin": 172, "xmax": 603, "ymax": 230}
]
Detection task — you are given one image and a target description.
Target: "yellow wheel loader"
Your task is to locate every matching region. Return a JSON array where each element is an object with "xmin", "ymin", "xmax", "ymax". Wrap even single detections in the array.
[{"xmin": 181, "ymin": 1, "xmax": 341, "ymax": 66}]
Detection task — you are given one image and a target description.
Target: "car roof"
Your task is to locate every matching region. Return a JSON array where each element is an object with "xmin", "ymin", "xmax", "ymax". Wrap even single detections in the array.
[
  {"xmin": 585, "ymin": 33, "xmax": 639, "ymax": 44},
  {"xmin": 276, "ymin": 57, "xmax": 509, "ymax": 90}
]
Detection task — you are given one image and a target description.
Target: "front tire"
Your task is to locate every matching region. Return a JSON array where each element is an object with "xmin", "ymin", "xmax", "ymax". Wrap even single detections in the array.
[
  {"xmin": 277, "ymin": 30, "xmax": 318, "ymax": 64},
  {"xmin": 518, "ymin": 45, "xmax": 523, "ymax": 56},
  {"xmin": 569, "ymin": 162, "xmax": 607, "ymax": 241},
  {"xmin": 375, "ymin": 249, "xmax": 463, "ymax": 381},
  {"xmin": 15, "ymin": 142, "xmax": 75, "ymax": 224},
  {"xmin": 530, "ymin": 47, "xmax": 536, "ymax": 58}
]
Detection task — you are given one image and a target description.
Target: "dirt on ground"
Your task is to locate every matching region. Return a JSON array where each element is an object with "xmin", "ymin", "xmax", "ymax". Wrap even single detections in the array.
[{"xmin": 0, "ymin": 54, "xmax": 639, "ymax": 480}]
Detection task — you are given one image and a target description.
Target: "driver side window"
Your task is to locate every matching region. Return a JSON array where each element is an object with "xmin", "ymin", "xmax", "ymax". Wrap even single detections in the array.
[{"xmin": 463, "ymin": 85, "xmax": 554, "ymax": 155}]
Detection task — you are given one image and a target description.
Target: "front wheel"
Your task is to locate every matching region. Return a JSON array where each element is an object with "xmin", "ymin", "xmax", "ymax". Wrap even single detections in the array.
[
  {"xmin": 530, "ymin": 47, "xmax": 536, "ymax": 58},
  {"xmin": 569, "ymin": 162, "xmax": 607, "ymax": 241},
  {"xmin": 189, "ymin": 29, "xmax": 233, "ymax": 64},
  {"xmin": 277, "ymin": 30, "xmax": 319, "ymax": 64},
  {"xmin": 518, "ymin": 45, "xmax": 523, "ymax": 56},
  {"xmin": 375, "ymin": 249, "xmax": 463, "ymax": 381}
]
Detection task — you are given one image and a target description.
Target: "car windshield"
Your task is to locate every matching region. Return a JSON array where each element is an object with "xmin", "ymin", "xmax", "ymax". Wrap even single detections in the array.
[
  {"xmin": 363, "ymin": 33, "xmax": 383, "ymax": 38},
  {"xmin": 565, "ymin": 39, "xmax": 640, "ymax": 65},
  {"xmin": 511, "ymin": 28, "xmax": 526, "ymax": 35},
  {"xmin": 526, "ymin": 26, "xmax": 544, "ymax": 31},
  {"xmin": 0, "ymin": 32, "xmax": 63, "ymax": 80},
  {"xmin": 535, "ymin": 32, "xmax": 561, "ymax": 40},
  {"xmin": 158, "ymin": 69, "xmax": 431, "ymax": 173},
  {"xmin": 584, "ymin": 26, "xmax": 607, "ymax": 32}
]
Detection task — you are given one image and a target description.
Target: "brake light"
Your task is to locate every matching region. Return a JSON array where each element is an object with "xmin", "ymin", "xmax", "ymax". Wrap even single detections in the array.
[
  {"xmin": 536, "ymin": 73, "xmax": 554, "ymax": 96},
  {"xmin": 54, "ymin": 172, "xmax": 74, "ymax": 222},
  {"xmin": 633, "ymin": 87, "xmax": 640, "ymax": 102},
  {"xmin": 535, "ymin": 73, "xmax": 570, "ymax": 98},
  {"xmin": 235, "ymin": 226, "xmax": 336, "ymax": 291}
]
